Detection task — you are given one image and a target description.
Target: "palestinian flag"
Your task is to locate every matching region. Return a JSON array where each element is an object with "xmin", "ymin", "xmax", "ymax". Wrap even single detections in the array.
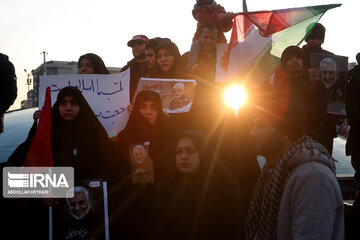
[
  {"xmin": 216, "ymin": 4, "xmax": 341, "ymax": 84},
  {"xmin": 23, "ymin": 86, "xmax": 54, "ymax": 167}
]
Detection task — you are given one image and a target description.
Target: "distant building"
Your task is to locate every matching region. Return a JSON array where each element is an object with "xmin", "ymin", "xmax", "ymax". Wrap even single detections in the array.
[
  {"xmin": 31, "ymin": 61, "xmax": 78, "ymax": 107},
  {"xmin": 29, "ymin": 61, "xmax": 121, "ymax": 107}
]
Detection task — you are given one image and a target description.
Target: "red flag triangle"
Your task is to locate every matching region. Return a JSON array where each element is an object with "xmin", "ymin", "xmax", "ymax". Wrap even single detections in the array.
[{"xmin": 24, "ymin": 86, "xmax": 53, "ymax": 167}]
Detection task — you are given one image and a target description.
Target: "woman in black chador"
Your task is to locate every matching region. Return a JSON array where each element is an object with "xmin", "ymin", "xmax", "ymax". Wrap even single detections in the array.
[
  {"xmin": 151, "ymin": 40, "xmax": 203, "ymax": 131},
  {"xmin": 151, "ymin": 40, "xmax": 192, "ymax": 80},
  {"xmin": 150, "ymin": 130, "xmax": 245, "ymax": 240},
  {"xmin": 111, "ymin": 90, "xmax": 179, "ymax": 239},
  {"xmin": 7, "ymin": 86, "xmax": 118, "ymax": 240},
  {"xmin": 8, "ymin": 86, "xmax": 116, "ymax": 179},
  {"xmin": 115, "ymin": 90, "xmax": 179, "ymax": 179}
]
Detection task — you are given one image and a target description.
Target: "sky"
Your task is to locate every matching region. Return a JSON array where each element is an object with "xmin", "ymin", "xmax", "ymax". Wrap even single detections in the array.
[{"xmin": 1, "ymin": 0, "xmax": 359, "ymax": 111}]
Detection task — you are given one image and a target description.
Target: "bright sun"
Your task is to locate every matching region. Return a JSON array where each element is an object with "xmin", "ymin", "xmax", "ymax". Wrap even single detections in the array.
[{"xmin": 223, "ymin": 85, "xmax": 247, "ymax": 111}]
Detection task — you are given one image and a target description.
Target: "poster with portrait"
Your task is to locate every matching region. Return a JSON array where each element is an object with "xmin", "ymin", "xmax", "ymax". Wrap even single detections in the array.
[
  {"xmin": 135, "ymin": 78, "xmax": 197, "ymax": 113},
  {"xmin": 311, "ymin": 53, "xmax": 348, "ymax": 117},
  {"xmin": 53, "ymin": 179, "xmax": 109, "ymax": 240},
  {"xmin": 129, "ymin": 142, "xmax": 155, "ymax": 184}
]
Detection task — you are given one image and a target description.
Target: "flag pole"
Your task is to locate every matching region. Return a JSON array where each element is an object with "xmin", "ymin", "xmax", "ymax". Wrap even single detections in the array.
[
  {"xmin": 243, "ymin": 0, "xmax": 248, "ymax": 12},
  {"xmin": 49, "ymin": 206, "xmax": 53, "ymax": 240},
  {"xmin": 49, "ymin": 167, "xmax": 53, "ymax": 240}
]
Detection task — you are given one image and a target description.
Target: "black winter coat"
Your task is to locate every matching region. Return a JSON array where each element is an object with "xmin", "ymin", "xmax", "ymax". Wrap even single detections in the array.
[
  {"xmin": 121, "ymin": 58, "xmax": 148, "ymax": 103},
  {"xmin": 346, "ymin": 65, "xmax": 360, "ymax": 174},
  {"xmin": 271, "ymin": 69, "xmax": 328, "ymax": 147}
]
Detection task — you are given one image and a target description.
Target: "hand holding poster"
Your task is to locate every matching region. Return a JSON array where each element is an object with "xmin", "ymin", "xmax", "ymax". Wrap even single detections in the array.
[
  {"xmin": 39, "ymin": 70, "xmax": 130, "ymax": 137},
  {"xmin": 129, "ymin": 142, "xmax": 155, "ymax": 184},
  {"xmin": 135, "ymin": 78, "xmax": 197, "ymax": 113},
  {"xmin": 311, "ymin": 53, "xmax": 348, "ymax": 116}
]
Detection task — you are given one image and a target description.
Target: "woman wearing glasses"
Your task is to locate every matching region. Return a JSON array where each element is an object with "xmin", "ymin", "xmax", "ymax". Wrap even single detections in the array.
[
  {"xmin": 31, "ymin": 53, "xmax": 109, "ymax": 121},
  {"xmin": 77, "ymin": 53, "xmax": 109, "ymax": 74}
]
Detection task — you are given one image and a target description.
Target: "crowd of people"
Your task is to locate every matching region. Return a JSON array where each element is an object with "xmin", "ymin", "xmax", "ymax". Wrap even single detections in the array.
[{"xmin": 1, "ymin": 0, "xmax": 360, "ymax": 239}]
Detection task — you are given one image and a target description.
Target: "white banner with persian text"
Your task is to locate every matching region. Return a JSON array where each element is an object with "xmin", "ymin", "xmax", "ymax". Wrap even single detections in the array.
[{"xmin": 39, "ymin": 70, "xmax": 130, "ymax": 137}]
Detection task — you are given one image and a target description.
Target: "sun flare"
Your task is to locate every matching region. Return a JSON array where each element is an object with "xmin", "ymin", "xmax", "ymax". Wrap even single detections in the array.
[{"xmin": 223, "ymin": 85, "xmax": 247, "ymax": 111}]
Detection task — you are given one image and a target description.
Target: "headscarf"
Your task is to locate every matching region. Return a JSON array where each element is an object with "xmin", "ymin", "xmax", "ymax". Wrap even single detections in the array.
[
  {"xmin": 152, "ymin": 41, "xmax": 191, "ymax": 79},
  {"xmin": 122, "ymin": 90, "xmax": 168, "ymax": 139},
  {"xmin": 110, "ymin": 91, "xmax": 180, "ymax": 239},
  {"xmin": 167, "ymin": 130, "xmax": 232, "ymax": 191},
  {"xmin": 151, "ymin": 41, "xmax": 205, "ymax": 131},
  {"xmin": 175, "ymin": 130, "xmax": 218, "ymax": 175},
  {"xmin": 78, "ymin": 53, "xmax": 109, "ymax": 74},
  {"xmin": 116, "ymin": 90, "xmax": 179, "ymax": 180},
  {"xmin": 150, "ymin": 130, "xmax": 244, "ymax": 239},
  {"xmin": 51, "ymin": 86, "xmax": 113, "ymax": 180}
]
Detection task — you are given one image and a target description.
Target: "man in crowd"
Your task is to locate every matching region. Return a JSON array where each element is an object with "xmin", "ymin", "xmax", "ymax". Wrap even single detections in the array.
[
  {"xmin": 191, "ymin": 0, "xmax": 233, "ymax": 43},
  {"xmin": 121, "ymin": 35, "xmax": 149, "ymax": 102},
  {"xmin": 0, "ymin": 53, "xmax": 17, "ymax": 134},
  {"xmin": 271, "ymin": 46, "xmax": 328, "ymax": 148},
  {"xmin": 144, "ymin": 38, "xmax": 160, "ymax": 77},
  {"xmin": 245, "ymin": 97, "xmax": 344, "ymax": 239},
  {"xmin": 302, "ymin": 23, "xmax": 333, "ymax": 62},
  {"xmin": 302, "ymin": 22, "xmax": 339, "ymax": 153},
  {"xmin": 183, "ymin": 25, "xmax": 219, "ymax": 83}
]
